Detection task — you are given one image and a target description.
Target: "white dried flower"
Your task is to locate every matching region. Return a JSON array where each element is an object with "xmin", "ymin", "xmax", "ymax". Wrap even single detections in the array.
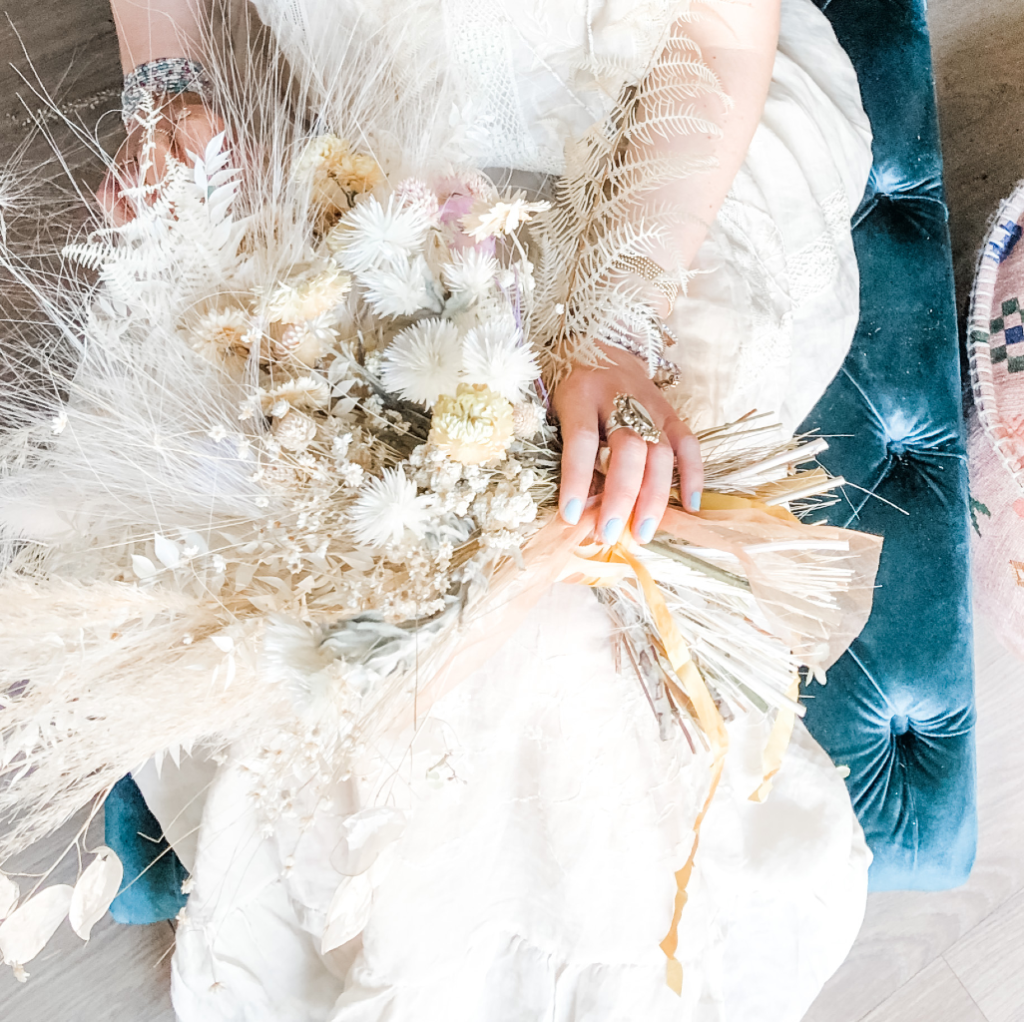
[
  {"xmin": 262, "ymin": 268, "xmax": 351, "ymax": 323},
  {"xmin": 512, "ymin": 401, "xmax": 544, "ymax": 439},
  {"xmin": 349, "ymin": 468, "xmax": 430, "ymax": 547},
  {"xmin": 260, "ymin": 376, "xmax": 331, "ymax": 417},
  {"xmin": 461, "ymin": 319, "xmax": 539, "ymax": 402},
  {"xmin": 339, "ymin": 462, "xmax": 365, "ymax": 488},
  {"xmin": 361, "ymin": 255, "xmax": 442, "ymax": 318},
  {"xmin": 191, "ymin": 307, "xmax": 251, "ymax": 364},
  {"xmin": 461, "ymin": 191, "xmax": 551, "ymax": 241},
  {"xmin": 381, "ymin": 319, "xmax": 462, "ymax": 408},
  {"xmin": 329, "ymin": 197, "xmax": 431, "ymax": 274},
  {"xmin": 442, "ymin": 248, "xmax": 498, "ymax": 302},
  {"xmin": 273, "ymin": 410, "xmax": 318, "ymax": 452},
  {"xmin": 394, "ymin": 178, "xmax": 440, "ymax": 222}
]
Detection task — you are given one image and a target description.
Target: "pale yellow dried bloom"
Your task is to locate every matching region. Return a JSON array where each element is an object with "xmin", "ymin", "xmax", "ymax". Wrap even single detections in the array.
[
  {"xmin": 262, "ymin": 268, "xmax": 351, "ymax": 323},
  {"xmin": 428, "ymin": 384, "xmax": 514, "ymax": 465},
  {"xmin": 297, "ymin": 135, "xmax": 383, "ymax": 213}
]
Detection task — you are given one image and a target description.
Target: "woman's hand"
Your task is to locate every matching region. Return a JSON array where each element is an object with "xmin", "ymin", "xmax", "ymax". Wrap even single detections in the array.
[
  {"xmin": 552, "ymin": 345, "xmax": 704, "ymax": 545},
  {"xmin": 96, "ymin": 94, "xmax": 224, "ymax": 226}
]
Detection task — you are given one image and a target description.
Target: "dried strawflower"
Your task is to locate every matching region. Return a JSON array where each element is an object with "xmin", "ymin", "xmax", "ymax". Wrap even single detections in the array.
[
  {"xmin": 272, "ymin": 410, "xmax": 318, "ymax": 452},
  {"xmin": 381, "ymin": 319, "xmax": 462, "ymax": 407},
  {"xmin": 461, "ymin": 318, "xmax": 539, "ymax": 402},
  {"xmin": 191, "ymin": 308, "xmax": 251, "ymax": 364},
  {"xmin": 362, "ymin": 255, "xmax": 442, "ymax": 318},
  {"xmin": 441, "ymin": 248, "xmax": 498, "ymax": 302},
  {"xmin": 348, "ymin": 468, "xmax": 430, "ymax": 547},
  {"xmin": 328, "ymin": 197, "xmax": 431, "ymax": 274},
  {"xmin": 428, "ymin": 384, "xmax": 514, "ymax": 465}
]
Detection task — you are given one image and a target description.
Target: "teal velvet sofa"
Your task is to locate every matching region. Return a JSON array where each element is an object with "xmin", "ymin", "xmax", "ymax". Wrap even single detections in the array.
[
  {"xmin": 799, "ymin": 0, "xmax": 976, "ymax": 889},
  {"xmin": 106, "ymin": 0, "xmax": 977, "ymax": 921}
]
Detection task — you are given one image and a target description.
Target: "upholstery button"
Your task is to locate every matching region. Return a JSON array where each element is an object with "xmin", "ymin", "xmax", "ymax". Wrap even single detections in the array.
[
  {"xmin": 888, "ymin": 441, "xmax": 906, "ymax": 456},
  {"xmin": 890, "ymin": 714, "xmax": 911, "ymax": 736}
]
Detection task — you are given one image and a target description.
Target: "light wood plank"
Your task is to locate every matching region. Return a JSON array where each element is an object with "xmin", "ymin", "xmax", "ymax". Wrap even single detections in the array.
[
  {"xmin": 945, "ymin": 886, "xmax": 1024, "ymax": 1022},
  {"xmin": 0, "ymin": 812, "xmax": 177, "ymax": 1021},
  {"xmin": 802, "ymin": 610, "xmax": 1024, "ymax": 1022},
  {"xmin": 859, "ymin": 958, "xmax": 988, "ymax": 1022},
  {"xmin": 926, "ymin": 0, "xmax": 1024, "ymax": 309}
]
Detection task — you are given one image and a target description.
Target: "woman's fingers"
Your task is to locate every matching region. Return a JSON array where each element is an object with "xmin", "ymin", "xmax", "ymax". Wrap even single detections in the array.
[
  {"xmin": 630, "ymin": 437, "xmax": 675, "ymax": 543},
  {"xmin": 558, "ymin": 405, "xmax": 601, "ymax": 526},
  {"xmin": 666, "ymin": 419, "xmax": 704, "ymax": 513},
  {"xmin": 599, "ymin": 427, "xmax": 649, "ymax": 544}
]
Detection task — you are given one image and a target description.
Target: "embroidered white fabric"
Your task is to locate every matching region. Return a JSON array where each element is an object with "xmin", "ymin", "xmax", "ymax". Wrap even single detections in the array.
[{"xmin": 155, "ymin": 1, "xmax": 878, "ymax": 1019}]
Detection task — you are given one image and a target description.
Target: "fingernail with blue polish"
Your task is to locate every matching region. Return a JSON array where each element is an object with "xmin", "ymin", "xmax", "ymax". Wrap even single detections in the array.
[
  {"xmin": 603, "ymin": 517, "xmax": 624, "ymax": 544},
  {"xmin": 563, "ymin": 497, "xmax": 583, "ymax": 525},
  {"xmin": 690, "ymin": 490, "xmax": 702, "ymax": 512},
  {"xmin": 638, "ymin": 518, "xmax": 657, "ymax": 544}
]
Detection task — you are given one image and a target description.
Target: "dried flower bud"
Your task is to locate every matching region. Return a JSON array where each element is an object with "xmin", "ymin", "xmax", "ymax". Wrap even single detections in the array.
[{"xmin": 512, "ymin": 401, "xmax": 544, "ymax": 439}]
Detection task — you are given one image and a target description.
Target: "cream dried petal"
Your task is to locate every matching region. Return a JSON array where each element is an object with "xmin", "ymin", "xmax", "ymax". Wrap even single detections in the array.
[
  {"xmin": 0, "ymin": 885, "xmax": 73, "ymax": 965},
  {"xmin": 69, "ymin": 848, "xmax": 123, "ymax": 941}
]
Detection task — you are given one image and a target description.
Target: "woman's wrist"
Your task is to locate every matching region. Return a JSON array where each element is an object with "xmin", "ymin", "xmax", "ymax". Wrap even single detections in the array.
[
  {"xmin": 121, "ymin": 58, "xmax": 213, "ymax": 125},
  {"xmin": 109, "ymin": 0, "xmax": 209, "ymax": 74}
]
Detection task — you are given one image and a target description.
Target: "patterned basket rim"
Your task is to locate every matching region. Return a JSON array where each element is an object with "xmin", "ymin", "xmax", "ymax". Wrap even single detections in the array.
[{"xmin": 969, "ymin": 178, "xmax": 1024, "ymax": 494}]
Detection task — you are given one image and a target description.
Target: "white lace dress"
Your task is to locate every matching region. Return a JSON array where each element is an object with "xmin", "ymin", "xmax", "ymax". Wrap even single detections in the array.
[{"xmin": 153, "ymin": 1, "xmax": 877, "ymax": 1019}]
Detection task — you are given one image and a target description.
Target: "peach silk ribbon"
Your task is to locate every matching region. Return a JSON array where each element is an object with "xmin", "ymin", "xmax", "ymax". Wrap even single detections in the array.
[{"xmin": 409, "ymin": 494, "xmax": 880, "ymax": 995}]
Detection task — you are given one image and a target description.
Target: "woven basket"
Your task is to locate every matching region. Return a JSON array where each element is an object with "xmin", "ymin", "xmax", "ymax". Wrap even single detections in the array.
[{"xmin": 969, "ymin": 180, "xmax": 1024, "ymax": 493}]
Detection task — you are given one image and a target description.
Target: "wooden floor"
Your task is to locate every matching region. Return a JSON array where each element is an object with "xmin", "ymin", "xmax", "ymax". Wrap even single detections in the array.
[{"xmin": 2, "ymin": 0, "xmax": 1023, "ymax": 1017}]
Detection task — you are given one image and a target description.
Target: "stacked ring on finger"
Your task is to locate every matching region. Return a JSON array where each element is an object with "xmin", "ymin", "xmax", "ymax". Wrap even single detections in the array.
[{"xmin": 604, "ymin": 393, "xmax": 662, "ymax": 444}]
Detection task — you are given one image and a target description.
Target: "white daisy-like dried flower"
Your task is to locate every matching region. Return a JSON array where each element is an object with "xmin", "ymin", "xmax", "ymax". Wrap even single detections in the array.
[
  {"xmin": 512, "ymin": 400, "xmax": 544, "ymax": 439},
  {"xmin": 381, "ymin": 319, "xmax": 462, "ymax": 407},
  {"xmin": 273, "ymin": 410, "xmax": 318, "ymax": 452},
  {"xmin": 441, "ymin": 248, "xmax": 498, "ymax": 302},
  {"xmin": 328, "ymin": 197, "xmax": 431, "ymax": 274},
  {"xmin": 262, "ymin": 267, "xmax": 351, "ymax": 323},
  {"xmin": 461, "ymin": 190, "xmax": 551, "ymax": 241},
  {"xmin": 348, "ymin": 468, "xmax": 430, "ymax": 547},
  {"xmin": 260, "ymin": 375, "xmax": 331, "ymax": 417},
  {"xmin": 362, "ymin": 255, "xmax": 442, "ymax": 319},
  {"xmin": 191, "ymin": 307, "xmax": 252, "ymax": 364},
  {"xmin": 461, "ymin": 318, "xmax": 539, "ymax": 402},
  {"xmin": 339, "ymin": 462, "xmax": 365, "ymax": 488}
]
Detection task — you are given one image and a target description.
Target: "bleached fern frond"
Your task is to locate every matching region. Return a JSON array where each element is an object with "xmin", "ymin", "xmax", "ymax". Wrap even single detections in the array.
[{"xmin": 529, "ymin": 0, "xmax": 729, "ymax": 384}]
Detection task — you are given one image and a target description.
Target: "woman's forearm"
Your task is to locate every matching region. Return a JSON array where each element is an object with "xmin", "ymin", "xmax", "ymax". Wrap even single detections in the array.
[
  {"xmin": 108, "ymin": 0, "xmax": 210, "ymax": 73},
  {"xmin": 641, "ymin": 0, "xmax": 781, "ymax": 275}
]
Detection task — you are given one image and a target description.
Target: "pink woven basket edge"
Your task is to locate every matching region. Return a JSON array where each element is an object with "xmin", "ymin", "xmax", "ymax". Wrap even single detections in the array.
[{"xmin": 969, "ymin": 179, "xmax": 1024, "ymax": 494}]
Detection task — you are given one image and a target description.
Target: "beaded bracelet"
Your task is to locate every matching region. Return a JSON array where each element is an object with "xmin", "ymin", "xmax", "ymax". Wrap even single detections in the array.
[{"xmin": 121, "ymin": 57, "xmax": 213, "ymax": 126}]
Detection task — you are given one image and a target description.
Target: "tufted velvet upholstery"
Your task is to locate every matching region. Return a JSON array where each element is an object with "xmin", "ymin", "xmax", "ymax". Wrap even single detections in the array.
[
  {"xmin": 799, "ymin": 0, "xmax": 976, "ymax": 889},
  {"xmin": 107, "ymin": 0, "xmax": 977, "ymax": 921}
]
